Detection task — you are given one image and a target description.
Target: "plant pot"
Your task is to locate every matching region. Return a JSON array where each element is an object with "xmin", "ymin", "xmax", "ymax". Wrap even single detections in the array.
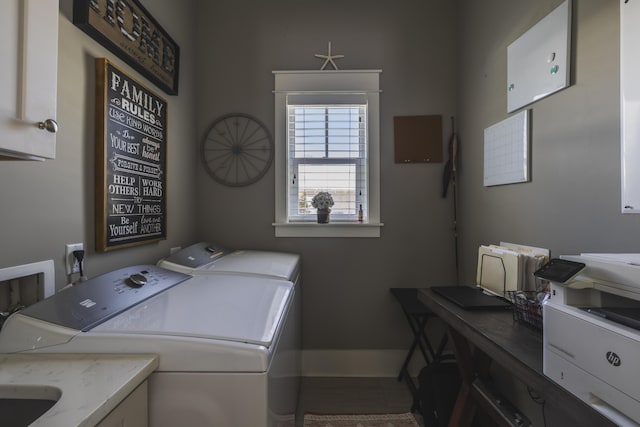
[{"xmin": 317, "ymin": 209, "xmax": 330, "ymax": 224}]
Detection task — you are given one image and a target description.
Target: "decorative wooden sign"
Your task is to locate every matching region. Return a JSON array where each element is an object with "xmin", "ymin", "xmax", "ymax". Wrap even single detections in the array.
[
  {"xmin": 74, "ymin": 0, "xmax": 180, "ymax": 95},
  {"xmin": 95, "ymin": 58, "xmax": 168, "ymax": 251}
]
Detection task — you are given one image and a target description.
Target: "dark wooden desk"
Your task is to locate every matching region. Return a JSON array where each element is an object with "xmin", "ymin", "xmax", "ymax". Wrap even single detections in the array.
[{"xmin": 418, "ymin": 287, "xmax": 616, "ymax": 427}]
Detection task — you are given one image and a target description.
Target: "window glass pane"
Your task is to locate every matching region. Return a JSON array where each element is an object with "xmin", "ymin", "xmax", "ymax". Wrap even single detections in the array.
[{"xmin": 296, "ymin": 164, "xmax": 356, "ymax": 215}]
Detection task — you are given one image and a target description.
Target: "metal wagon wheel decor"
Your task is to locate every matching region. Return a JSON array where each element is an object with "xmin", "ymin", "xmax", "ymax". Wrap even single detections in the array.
[{"xmin": 200, "ymin": 113, "xmax": 274, "ymax": 187}]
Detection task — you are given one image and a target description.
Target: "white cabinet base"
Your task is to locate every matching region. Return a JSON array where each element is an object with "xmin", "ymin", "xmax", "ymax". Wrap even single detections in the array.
[{"xmin": 97, "ymin": 381, "xmax": 148, "ymax": 427}]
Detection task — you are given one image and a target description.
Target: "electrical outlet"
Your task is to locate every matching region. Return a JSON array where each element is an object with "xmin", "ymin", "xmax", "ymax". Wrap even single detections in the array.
[{"xmin": 65, "ymin": 243, "xmax": 84, "ymax": 275}]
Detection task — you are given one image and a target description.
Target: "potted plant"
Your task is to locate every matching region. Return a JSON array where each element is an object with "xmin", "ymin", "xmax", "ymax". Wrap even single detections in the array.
[{"xmin": 311, "ymin": 191, "xmax": 334, "ymax": 223}]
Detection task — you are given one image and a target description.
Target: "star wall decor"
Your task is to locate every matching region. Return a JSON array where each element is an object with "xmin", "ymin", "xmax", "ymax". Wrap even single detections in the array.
[{"xmin": 314, "ymin": 41, "xmax": 344, "ymax": 70}]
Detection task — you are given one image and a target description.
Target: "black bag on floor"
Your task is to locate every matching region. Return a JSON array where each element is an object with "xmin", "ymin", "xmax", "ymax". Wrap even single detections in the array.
[{"xmin": 417, "ymin": 355, "xmax": 461, "ymax": 427}]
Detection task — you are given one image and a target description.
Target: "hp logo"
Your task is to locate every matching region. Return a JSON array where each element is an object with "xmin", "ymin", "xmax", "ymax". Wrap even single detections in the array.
[{"xmin": 606, "ymin": 351, "xmax": 621, "ymax": 367}]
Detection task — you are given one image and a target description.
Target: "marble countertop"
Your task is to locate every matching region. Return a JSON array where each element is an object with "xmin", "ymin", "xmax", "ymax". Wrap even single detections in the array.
[{"xmin": 0, "ymin": 353, "xmax": 158, "ymax": 427}]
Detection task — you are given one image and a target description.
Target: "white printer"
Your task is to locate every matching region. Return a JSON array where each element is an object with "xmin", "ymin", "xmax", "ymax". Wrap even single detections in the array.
[{"xmin": 543, "ymin": 254, "xmax": 640, "ymax": 426}]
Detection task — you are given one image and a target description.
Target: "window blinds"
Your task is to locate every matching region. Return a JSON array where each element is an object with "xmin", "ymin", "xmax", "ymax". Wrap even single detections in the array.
[{"xmin": 286, "ymin": 98, "xmax": 368, "ymax": 221}]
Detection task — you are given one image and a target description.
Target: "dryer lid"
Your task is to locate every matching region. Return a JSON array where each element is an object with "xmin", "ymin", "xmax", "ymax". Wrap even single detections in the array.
[
  {"xmin": 199, "ymin": 250, "xmax": 300, "ymax": 281},
  {"xmin": 158, "ymin": 244, "xmax": 301, "ymax": 281},
  {"xmin": 91, "ymin": 274, "xmax": 293, "ymax": 347}
]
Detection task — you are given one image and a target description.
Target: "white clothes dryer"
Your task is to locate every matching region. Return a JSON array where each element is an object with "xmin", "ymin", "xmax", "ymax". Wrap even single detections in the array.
[
  {"xmin": 0, "ymin": 265, "xmax": 299, "ymax": 427},
  {"xmin": 157, "ymin": 242, "xmax": 303, "ymax": 423}
]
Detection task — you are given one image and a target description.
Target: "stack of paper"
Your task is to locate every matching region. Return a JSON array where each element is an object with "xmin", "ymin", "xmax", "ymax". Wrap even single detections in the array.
[
  {"xmin": 580, "ymin": 253, "xmax": 640, "ymax": 266},
  {"xmin": 476, "ymin": 242, "xmax": 549, "ymax": 295}
]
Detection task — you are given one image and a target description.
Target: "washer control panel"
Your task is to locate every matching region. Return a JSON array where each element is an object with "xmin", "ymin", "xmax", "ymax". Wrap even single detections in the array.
[{"xmin": 18, "ymin": 265, "xmax": 190, "ymax": 332}]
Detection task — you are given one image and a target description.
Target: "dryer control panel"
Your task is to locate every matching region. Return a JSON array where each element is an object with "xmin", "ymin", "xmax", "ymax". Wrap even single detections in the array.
[
  {"xmin": 160, "ymin": 242, "xmax": 232, "ymax": 269},
  {"xmin": 17, "ymin": 265, "xmax": 190, "ymax": 332}
]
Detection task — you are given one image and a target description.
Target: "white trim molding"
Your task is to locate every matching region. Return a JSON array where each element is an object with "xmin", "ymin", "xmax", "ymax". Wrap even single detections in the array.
[
  {"xmin": 301, "ymin": 349, "xmax": 425, "ymax": 378},
  {"xmin": 273, "ymin": 222, "xmax": 383, "ymax": 238}
]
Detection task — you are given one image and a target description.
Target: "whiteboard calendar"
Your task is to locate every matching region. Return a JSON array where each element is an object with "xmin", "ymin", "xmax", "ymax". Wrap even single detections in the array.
[{"xmin": 483, "ymin": 110, "xmax": 530, "ymax": 187}]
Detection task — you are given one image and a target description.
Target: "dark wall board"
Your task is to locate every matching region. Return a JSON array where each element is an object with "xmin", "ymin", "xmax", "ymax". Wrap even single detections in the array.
[
  {"xmin": 394, "ymin": 115, "xmax": 443, "ymax": 164},
  {"xmin": 74, "ymin": 0, "xmax": 180, "ymax": 95}
]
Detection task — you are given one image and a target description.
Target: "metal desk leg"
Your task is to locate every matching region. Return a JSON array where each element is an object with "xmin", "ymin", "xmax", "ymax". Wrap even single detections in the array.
[{"xmin": 398, "ymin": 314, "xmax": 430, "ymax": 381}]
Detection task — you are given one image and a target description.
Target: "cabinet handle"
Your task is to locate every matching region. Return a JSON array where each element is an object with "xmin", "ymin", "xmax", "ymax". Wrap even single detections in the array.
[{"xmin": 38, "ymin": 119, "xmax": 58, "ymax": 133}]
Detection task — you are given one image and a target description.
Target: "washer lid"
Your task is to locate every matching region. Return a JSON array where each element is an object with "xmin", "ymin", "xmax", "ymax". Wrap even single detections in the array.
[{"xmin": 92, "ymin": 274, "xmax": 293, "ymax": 347}]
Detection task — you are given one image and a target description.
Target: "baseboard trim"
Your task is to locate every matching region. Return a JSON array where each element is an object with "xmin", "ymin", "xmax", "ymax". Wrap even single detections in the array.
[{"xmin": 301, "ymin": 349, "xmax": 426, "ymax": 378}]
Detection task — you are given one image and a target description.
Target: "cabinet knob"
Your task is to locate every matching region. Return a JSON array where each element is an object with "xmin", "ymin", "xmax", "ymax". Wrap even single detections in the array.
[{"xmin": 38, "ymin": 119, "xmax": 58, "ymax": 133}]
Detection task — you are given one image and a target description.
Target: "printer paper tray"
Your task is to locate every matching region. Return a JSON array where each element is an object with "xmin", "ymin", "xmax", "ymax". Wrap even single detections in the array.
[
  {"xmin": 544, "ymin": 305, "xmax": 640, "ymax": 424},
  {"xmin": 545, "ymin": 351, "xmax": 640, "ymax": 426}
]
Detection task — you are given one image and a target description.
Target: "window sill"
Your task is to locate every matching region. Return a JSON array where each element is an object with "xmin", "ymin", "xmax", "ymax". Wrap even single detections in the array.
[{"xmin": 273, "ymin": 222, "xmax": 384, "ymax": 238}]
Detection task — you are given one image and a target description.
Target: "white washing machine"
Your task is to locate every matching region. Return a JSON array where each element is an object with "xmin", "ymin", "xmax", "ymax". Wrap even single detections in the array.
[{"xmin": 0, "ymin": 265, "xmax": 299, "ymax": 427}]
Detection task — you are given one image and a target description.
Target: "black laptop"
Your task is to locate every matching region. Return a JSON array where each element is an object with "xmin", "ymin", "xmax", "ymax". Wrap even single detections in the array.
[{"xmin": 431, "ymin": 285, "xmax": 511, "ymax": 310}]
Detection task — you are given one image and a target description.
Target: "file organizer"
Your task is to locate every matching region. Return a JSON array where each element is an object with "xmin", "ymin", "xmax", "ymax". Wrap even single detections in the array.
[{"xmin": 476, "ymin": 243, "xmax": 548, "ymax": 295}]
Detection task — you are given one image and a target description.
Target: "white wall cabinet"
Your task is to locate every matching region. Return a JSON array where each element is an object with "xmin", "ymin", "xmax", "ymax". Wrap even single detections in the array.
[
  {"xmin": 621, "ymin": 0, "xmax": 640, "ymax": 213},
  {"xmin": 0, "ymin": 0, "xmax": 59, "ymax": 160}
]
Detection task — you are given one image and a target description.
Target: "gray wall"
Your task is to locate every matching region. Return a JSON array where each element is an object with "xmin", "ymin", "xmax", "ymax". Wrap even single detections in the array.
[
  {"xmin": 0, "ymin": 0, "xmax": 629, "ymax": 421},
  {"xmin": 0, "ymin": 0, "xmax": 199, "ymax": 287},
  {"xmin": 3, "ymin": 0, "xmax": 630, "ymax": 374},
  {"xmin": 455, "ymin": 1, "xmax": 630, "ymax": 423},
  {"xmin": 456, "ymin": 0, "xmax": 638, "ymax": 283},
  {"xmin": 194, "ymin": 0, "xmax": 458, "ymax": 350}
]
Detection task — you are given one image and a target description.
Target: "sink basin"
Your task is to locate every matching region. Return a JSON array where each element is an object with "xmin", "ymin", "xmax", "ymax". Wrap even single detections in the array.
[{"xmin": 0, "ymin": 385, "xmax": 61, "ymax": 426}]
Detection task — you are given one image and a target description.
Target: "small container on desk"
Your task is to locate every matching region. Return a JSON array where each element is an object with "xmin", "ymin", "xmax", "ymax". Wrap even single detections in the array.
[{"xmin": 505, "ymin": 290, "xmax": 546, "ymax": 332}]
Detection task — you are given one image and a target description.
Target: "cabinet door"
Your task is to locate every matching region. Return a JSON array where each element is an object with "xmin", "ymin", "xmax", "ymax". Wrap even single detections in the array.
[
  {"xmin": 622, "ymin": 0, "xmax": 640, "ymax": 213},
  {"xmin": 97, "ymin": 381, "xmax": 148, "ymax": 427},
  {"xmin": 0, "ymin": 0, "xmax": 58, "ymax": 160}
]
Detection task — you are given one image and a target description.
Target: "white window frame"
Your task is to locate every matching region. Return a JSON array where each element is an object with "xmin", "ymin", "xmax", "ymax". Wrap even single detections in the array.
[{"xmin": 273, "ymin": 70, "xmax": 383, "ymax": 238}]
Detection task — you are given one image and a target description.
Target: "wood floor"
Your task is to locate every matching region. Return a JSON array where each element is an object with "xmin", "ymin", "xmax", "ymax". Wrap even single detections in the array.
[{"xmin": 295, "ymin": 377, "xmax": 424, "ymax": 427}]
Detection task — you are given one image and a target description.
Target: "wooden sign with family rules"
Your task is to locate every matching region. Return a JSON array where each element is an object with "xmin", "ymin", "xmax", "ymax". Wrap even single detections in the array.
[{"xmin": 95, "ymin": 58, "xmax": 168, "ymax": 251}]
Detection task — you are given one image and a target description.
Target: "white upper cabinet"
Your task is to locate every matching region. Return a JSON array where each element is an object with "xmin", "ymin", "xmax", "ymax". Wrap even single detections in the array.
[{"xmin": 0, "ymin": 0, "xmax": 59, "ymax": 160}]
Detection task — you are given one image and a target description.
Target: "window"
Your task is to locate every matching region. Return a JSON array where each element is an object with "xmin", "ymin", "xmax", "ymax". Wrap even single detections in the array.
[
  {"xmin": 288, "ymin": 101, "xmax": 367, "ymax": 222},
  {"xmin": 273, "ymin": 70, "xmax": 382, "ymax": 237}
]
